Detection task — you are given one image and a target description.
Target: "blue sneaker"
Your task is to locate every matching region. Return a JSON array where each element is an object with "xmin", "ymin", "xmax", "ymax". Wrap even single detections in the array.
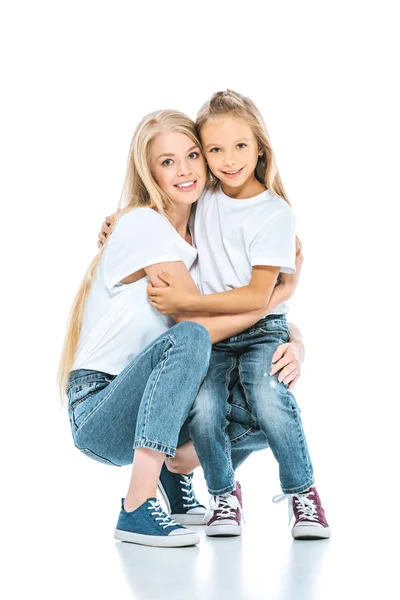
[
  {"xmin": 158, "ymin": 463, "xmax": 206, "ymax": 525},
  {"xmin": 114, "ymin": 498, "xmax": 200, "ymax": 547}
]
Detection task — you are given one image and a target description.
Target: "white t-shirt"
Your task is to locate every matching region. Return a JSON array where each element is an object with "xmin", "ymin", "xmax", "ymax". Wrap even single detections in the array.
[
  {"xmin": 73, "ymin": 208, "xmax": 198, "ymax": 375},
  {"xmin": 194, "ymin": 186, "xmax": 296, "ymax": 315}
]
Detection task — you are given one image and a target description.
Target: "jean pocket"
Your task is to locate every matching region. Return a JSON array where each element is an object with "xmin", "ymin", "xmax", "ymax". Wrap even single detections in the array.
[{"xmin": 68, "ymin": 379, "xmax": 112, "ymax": 429}]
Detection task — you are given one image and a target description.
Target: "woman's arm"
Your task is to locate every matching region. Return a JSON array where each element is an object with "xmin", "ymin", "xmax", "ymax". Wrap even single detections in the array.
[
  {"xmin": 270, "ymin": 322, "xmax": 305, "ymax": 390},
  {"xmin": 97, "ymin": 214, "xmax": 116, "ymax": 249}
]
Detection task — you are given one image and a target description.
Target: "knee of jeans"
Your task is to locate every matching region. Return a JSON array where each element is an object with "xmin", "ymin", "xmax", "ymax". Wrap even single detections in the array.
[
  {"xmin": 189, "ymin": 400, "xmax": 225, "ymax": 434},
  {"xmin": 255, "ymin": 381, "xmax": 298, "ymax": 423},
  {"xmin": 174, "ymin": 321, "xmax": 211, "ymax": 349}
]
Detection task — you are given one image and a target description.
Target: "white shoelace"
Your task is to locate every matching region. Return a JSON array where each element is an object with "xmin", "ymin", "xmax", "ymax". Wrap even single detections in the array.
[
  {"xmin": 272, "ymin": 491, "xmax": 318, "ymax": 525},
  {"xmin": 147, "ymin": 499, "xmax": 180, "ymax": 529},
  {"xmin": 205, "ymin": 493, "xmax": 242, "ymax": 522},
  {"xmin": 179, "ymin": 475, "xmax": 198, "ymax": 509}
]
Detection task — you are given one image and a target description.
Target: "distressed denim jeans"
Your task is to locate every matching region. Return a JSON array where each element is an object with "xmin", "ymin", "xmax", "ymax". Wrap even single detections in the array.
[
  {"xmin": 67, "ymin": 322, "xmax": 212, "ymax": 465},
  {"xmin": 188, "ymin": 314, "xmax": 315, "ymax": 495}
]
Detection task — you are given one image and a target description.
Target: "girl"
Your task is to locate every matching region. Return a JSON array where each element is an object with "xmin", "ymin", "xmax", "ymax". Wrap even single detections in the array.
[
  {"xmin": 60, "ymin": 109, "xmax": 300, "ymax": 547},
  {"xmin": 148, "ymin": 90, "xmax": 330, "ymax": 540}
]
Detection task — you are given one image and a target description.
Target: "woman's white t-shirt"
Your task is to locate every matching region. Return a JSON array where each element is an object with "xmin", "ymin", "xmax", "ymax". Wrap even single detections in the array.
[
  {"xmin": 72, "ymin": 208, "xmax": 198, "ymax": 375},
  {"xmin": 194, "ymin": 186, "xmax": 296, "ymax": 315}
]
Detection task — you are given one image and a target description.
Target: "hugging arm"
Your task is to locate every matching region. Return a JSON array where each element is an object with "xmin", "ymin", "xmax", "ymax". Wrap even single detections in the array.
[{"xmin": 96, "ymin": 213, "xmax": 304, "ymax": 385}]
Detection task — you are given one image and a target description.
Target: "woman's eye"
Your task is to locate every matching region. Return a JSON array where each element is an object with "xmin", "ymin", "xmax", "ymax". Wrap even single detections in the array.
[
  {"xmin": 162, "ymin": 159, "xmax": 174, "ymax": 166},
  {"xmin": 209, "ymin": 148, "xmax": 221, "ymax": 153},
  {"xmin": 188, "ymin": 152, "xmax": 199, "ymax": 159},
  {"xmin": 237, "ymin": 143, "xmax": 247, "ymax": 149}
]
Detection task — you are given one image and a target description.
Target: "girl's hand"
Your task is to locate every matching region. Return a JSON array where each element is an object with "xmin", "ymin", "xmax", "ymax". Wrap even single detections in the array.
[
  {"xmin": 97, "ymin": 213, "xmax": 116, "ymax": 249},
  {"xmin": 147, "ymin": 272, "xmax": 195, "ymax": 315},
  {"xmin": 270, "ymin": 338, "xmax": 305, "ymax": 390}
]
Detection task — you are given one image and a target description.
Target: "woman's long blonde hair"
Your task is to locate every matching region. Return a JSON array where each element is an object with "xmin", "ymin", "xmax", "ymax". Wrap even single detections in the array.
[
  {"xmin": 196, "ymin": 89, "xmax": 301, "ymax": 250},
  {"xmin": 58, "ymin": 109, "xmax": 201, "ymax": 397}
]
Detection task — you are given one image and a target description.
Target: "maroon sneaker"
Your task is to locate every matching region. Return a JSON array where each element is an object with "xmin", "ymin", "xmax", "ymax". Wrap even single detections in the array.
[
  {"xmin": 205, "ymin": 481, "xmax": 243, "ymax": 537},
  {"xmin": 273, "ymin": 487, "xmax": 330, "ymax": 539}
]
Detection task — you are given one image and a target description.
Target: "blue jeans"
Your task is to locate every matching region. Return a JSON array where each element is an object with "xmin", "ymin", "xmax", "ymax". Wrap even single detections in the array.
[
  {"xmin": 188, "ymin": 315, "xmax": 315, "ymax": 495},
  {"xmin": 67, "ymin": 322, "xmax": 212, "ymax": 465},
  {"xmin": 68, "ymin": 321, "xmax": 270, "ymax": 468}
]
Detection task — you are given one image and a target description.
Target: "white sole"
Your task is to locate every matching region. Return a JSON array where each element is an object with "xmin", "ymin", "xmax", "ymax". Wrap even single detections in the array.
[
  {"xmin": 205, "ymin": 524, "xmax": 242, "ymax": 537},
  {"xmin": 114, "ymin": 528, "xmax": 200, "ymax": 547},
  {"xmin": 292, "ymin": 525, "xmax": 331, "ymax": 540},
  {"xmin": 171, "ymin": 513, "xmax": 206, "ymax": 526}
]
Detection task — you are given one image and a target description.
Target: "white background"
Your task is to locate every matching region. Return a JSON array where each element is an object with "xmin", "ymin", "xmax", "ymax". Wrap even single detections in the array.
[{"xmin": 1, "ymin": 1, "xmax": 399, "ymax": 599}]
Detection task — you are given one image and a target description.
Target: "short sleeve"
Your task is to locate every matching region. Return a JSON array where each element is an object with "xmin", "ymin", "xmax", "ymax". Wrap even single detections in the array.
[
  {"xmin": 102, "ymin": 208, "xmax": 183, "ymax": 290},
  {"xmin": 249, "ymin": 208, "xmax": 296, "ymax": 274}
]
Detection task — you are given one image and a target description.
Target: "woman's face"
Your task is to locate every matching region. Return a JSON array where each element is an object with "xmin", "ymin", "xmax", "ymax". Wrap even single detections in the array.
[{"xmin": 150, "ymin": 131, "xmax": 206, "ymax": 207}]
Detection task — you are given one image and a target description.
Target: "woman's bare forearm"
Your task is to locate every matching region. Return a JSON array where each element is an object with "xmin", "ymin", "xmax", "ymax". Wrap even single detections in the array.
[
  {"xmin": 288, "ymin": 321, "xmax": 303, "ymax": 343},
  {"xmin": 173, "ymin": 309, "xmax": 266, "ymax": 344},
  {"xmin": 288, "ymin": 322, "xmax": 305, "ymax": 361},
  {"xmin": 265, "ymin": 281, "xmax": 293, "ymax": 314},
  {"xmin": 173, "ymin": 282, "xmax": 296, "ymax": 344}
]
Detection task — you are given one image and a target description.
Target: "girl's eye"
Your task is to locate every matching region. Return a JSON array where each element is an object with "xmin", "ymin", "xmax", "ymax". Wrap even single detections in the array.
[
  {"xmin": 237, "ymin": 143, "xmax": 247, "ymax": 149},
  {"xmin": 209, "ymin": 147, "xmax": 221, "ymax": 153},
  {"xmin": 162, "ymin": 159, "xmax": 174, "ymax": 166},
  {"xmin": 188, "ymin": 152, "xmax": 199, "ymax": 159}
]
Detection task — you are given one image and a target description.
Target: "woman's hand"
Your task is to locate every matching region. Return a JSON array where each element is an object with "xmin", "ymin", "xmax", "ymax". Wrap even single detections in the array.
[
  {"xmin": 279, "ymin": 248, "xmax": 304, "ymax": 296},
  {"xmin": 97, "ymin": 214, "xmax": 116, "ymax": 249},
  {"xmin": 147, "ymin": 272, "xmax": 197, "ymax": 314},
  {"xmin": 270, "ymin": 338, "xmax": 305, "ymax": 390}
]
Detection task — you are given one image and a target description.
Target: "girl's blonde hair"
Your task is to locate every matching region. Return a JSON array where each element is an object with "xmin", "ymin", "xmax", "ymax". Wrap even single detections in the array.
[
  {"xmin": 58, "ymin": 110, "xmax": 201, "ymax": 397},
  {"xmin": 196, "ymin": 90, "xmax": 301, "ymax": 250}
]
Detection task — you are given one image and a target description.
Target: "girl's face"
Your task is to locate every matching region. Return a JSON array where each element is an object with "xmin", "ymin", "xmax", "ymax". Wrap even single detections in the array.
[
  {"xmin": 150, "ymin": 131, "xmax": 206, "ymax": 208},
  {"xmin": 200, "ymin": 116, "xmax": 262, "ymax": 192}
]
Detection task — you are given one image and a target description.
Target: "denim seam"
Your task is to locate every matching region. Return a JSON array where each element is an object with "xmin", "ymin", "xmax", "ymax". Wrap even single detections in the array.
[
  {"xmin": 76, "ymin": 335, "xmax": 176, "ymax": 431},
  {"xmin": 77, "ymin": 446, "xmax": 121, "ymax": 467},
  {"xmin": 282, "ymin": 476, "xmax": 315, "ymax": 495},
  {"xmin": 67, "ymin": 373, "xmax": 113, "ymax": 393},
  {"xmin": 133, "ymin": 439, "xmax": 177, "ymax": 457},
  {"xmin": 207, "ymin": 481, "xmax": 236, "ymax": 496},
  {"xmin": 290, "ymin": 392, "xmax": 314, "ymax": 483},
  {"xmin": 230, "ymin": 427, "xmax": 256, "ymax": 444},
  {"xmin": 224, "ymin": 356, "xmax": 237, "ymax": 484},
  {"xmin": 229, "ymin": 402, "xmax": 254, "ymax": 419},
  {"xmin": 139, "ymin": 337, "xmax": 175, "ymax": 441},
  {"xmin": 237, "ymin": 357, "xmax": 257, "ymax": 426}
]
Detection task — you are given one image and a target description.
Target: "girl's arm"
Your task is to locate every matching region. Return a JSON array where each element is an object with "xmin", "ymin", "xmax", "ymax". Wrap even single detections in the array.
[
  {"xmin": 159, "ymin": 263, "xmax": 301, "ymax": 344},
  {"xmin": 143, "ymin": 261, "xmax": 272, "ymax": 343},
  {"xmin": 148, "ymin": 264, "xmax": 280, "ymax": 314},
  {"xmin": 149, "ymin": 250, "xmax": 304, "ymax": 317}
]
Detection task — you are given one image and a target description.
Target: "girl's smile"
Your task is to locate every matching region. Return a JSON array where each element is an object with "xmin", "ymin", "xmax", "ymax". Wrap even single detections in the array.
[{"xmin": 221, "ymin": 166, "xmax": 245, "ymax": 178}]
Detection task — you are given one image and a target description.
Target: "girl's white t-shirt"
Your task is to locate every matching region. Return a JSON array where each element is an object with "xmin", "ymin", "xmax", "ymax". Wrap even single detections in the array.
[
  {"xmin": 194, "ymin": 186, "xmax": 296, "ymax": 315},
  {"xmin": 72, "ymin": 208, "xmax": 198, "ymax": 375}
]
